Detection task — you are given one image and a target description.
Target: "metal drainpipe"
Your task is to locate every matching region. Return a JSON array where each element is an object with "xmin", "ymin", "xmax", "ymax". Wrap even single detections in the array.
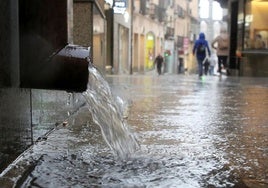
[{"xmin": 130, "ymin": 0, "xmax": 134, "ymax": 75}]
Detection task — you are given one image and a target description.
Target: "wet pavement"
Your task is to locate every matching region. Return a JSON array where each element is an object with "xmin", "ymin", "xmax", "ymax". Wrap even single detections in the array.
[{"xmin": 0, "ymin": 74, "xmax": 268, "ymax": 188}]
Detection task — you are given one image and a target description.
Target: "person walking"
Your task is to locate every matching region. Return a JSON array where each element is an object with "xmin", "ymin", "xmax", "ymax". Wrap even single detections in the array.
[
  {"xmin": 193, "ymin": 32, "xmax": 211, "ymax": 78},
  {"xmin": 154, "ymin": 53, "xmax": 164, "ymax": 75},
  {"xmin": 211, "ymin": 27, "xmax": 230, "ymax": 75}
]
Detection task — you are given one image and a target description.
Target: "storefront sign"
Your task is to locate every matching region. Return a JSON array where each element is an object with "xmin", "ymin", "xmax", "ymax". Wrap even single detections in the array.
[
  {"xmin": 183, "ymin": 37, "xmax": 189, "ymax": 54},
  {"xmin": 114, "ymin": 0, "xmax": 127, "ymax": 14}
]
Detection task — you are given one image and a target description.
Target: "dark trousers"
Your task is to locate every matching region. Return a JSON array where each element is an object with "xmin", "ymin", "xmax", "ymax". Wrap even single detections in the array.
[
  {"xmin": 157, "ymin": 64, "xmax": 162, "ymax": 75},
  {"xmin": 217, "ymin": 56, "xmax": 228, "ymax": 74}
]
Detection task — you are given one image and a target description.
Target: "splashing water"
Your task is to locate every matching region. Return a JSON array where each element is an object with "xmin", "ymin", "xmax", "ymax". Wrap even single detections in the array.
[{"xmin": 83, "ymin": 65, "xmax": 139, "ymax": 159}]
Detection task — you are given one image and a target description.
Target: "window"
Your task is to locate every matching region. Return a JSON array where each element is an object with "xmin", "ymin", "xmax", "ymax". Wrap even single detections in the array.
[{"xmin": 244, "ymin": 0, "xmax": 268, "ymax": 50}]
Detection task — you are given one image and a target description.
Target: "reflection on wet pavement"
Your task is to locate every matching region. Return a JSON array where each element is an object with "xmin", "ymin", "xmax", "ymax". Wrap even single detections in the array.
[{"xmin": 0, "ymin": 75, "xmax": 267, "ymax": 188}]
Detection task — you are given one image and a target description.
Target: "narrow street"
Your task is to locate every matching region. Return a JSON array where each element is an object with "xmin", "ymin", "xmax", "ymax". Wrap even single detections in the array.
[{"xmin": 1, "ymin": 74, "xmax": 268, "ymax": 188}]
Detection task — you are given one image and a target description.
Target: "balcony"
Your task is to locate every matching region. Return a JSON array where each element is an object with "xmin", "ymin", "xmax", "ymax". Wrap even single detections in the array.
[{"xmin": 149, "ymin": 4, "xmax": 167, "ymax": 22}]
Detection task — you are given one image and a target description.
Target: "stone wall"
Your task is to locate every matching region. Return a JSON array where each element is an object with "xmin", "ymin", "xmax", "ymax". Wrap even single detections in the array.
[{"xmin": 0, "ymin": 88, "xmax": 86, "ymax": 172}]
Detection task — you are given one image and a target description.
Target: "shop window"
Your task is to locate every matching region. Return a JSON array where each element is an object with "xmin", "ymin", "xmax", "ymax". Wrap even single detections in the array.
[{"xmin": 244, "ymin": 0, "xmax": 268, "ymax": 50}]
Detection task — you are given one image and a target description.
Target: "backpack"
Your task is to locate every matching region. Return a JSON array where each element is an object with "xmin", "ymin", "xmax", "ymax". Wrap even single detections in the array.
[
  {"xmin": 197, "ymin": 43, "xmax": 206, "ymax": 54},
  {"xmin": 218, "ymin": 37, "xmax": 228, "ymax": 50}
]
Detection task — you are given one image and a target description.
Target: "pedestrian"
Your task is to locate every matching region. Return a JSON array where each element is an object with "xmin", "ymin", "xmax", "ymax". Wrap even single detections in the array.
[
  {"xmin": 192, "ymin": 32, "xmax": 211, "ymax": 78},
  {"xmin": 211, "ymin": 27, "xmax": 230, "ymax": 75},
  {"xmin": 254, "ymin": 34, "xmax": 265, "ymax": 49},
  {"xmin": 178, "ymin": 57, "xmax": 184, "ymax": 73},
  {"xmin": 209, "ymin": 53, "xmax": 217, "ymax": 75},
  {"xmin": 154, "ymin": 53, "xmax": 164, "ymax": 75}
]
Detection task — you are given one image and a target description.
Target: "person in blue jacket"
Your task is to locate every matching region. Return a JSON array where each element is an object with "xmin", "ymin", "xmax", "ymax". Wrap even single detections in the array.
[{"xmin": 193, "ymin": 32, "xmax": 211, "ymax": 77}]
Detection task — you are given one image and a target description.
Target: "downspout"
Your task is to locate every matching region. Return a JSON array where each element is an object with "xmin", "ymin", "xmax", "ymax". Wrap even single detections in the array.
[{"xmin": 130, "ymin": 0, "xmax": 134, "ymax": 74}]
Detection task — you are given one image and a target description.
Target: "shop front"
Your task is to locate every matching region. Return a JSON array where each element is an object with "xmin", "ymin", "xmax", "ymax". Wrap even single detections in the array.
[{"xmin": 229, "ymin": 0, "xmax": 268, "ymax": 76}]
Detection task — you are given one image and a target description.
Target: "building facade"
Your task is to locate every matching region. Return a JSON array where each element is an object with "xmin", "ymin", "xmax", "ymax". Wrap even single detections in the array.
[
  {"xmin": 130, "ymin": 0, "xmax": 200, "ymax": 74},
  {"xmin": 131, "ymin": 0, "xmax": 165, "ymax": 73},
  {"xmin": 105, "ymin": 0, "xmax": 199, "ymax": 74},
  {"xmin": 172, "ymin": 0, "xmax": 199, "ymax": 74},
  {"xmin": 113, "ymin": 1, "xmax": 132, "ymax": 74}
]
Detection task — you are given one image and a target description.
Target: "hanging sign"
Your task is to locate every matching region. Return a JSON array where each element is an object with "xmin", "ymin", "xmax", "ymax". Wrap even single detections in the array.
[{"xmin": 113, "ymin": 0, "xmax": 127, "ymax": 14}]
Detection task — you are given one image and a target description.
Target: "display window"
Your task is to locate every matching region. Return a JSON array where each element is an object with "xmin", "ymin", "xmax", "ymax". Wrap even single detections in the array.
[{"xmin": 244, "ymin": 0, "xmax": 268, "ymax": 50}]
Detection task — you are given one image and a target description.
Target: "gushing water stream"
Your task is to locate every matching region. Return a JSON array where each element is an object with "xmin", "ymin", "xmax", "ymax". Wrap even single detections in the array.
[{"xmin": 83, "ymin": 65, "xmax": 139, "ymax": 159}]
